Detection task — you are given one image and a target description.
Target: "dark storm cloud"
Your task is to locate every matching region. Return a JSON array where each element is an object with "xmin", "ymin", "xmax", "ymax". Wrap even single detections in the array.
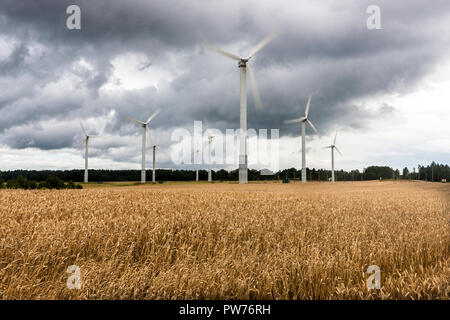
[
  {"xmin": 0, "ymin": 0, "xmax": 449, "ymax": 153},
  {"xmin": 3, "ymin": 122, "xmax": 80, "ymax": 150}
]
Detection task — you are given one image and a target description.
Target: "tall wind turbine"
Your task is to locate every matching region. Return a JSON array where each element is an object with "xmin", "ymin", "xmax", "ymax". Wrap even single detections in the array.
[
  {"xmin": 324, "ymin": 132, "xmax": 342, "ymax": 182},
  {"xmin": 79, "ymin": 123, "xmax": 99, "ymax": 183},
  {"xmin": 127, "ymin": 109, "xmax": 160, "ymax": 184},
  {"xmin": 285, "ymin": 95, "xmax": 319, "ymax": 183},
  {"xmin": 199, "ymin": 32, "xmax": 277, "ymax": 184}
]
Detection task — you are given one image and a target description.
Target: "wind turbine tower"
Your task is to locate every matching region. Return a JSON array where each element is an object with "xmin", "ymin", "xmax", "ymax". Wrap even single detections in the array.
[
  {"xmin": 207, "ymin": 136, "xmax": 214, "ymax": 182},
  {"xmin": 148, "ymin": 130, "xmax": 159, "ymax": 184},
  {"xmin": 79, "ymin": 123, "xmax": 99, "ymax": 183},
  {"xmin": 152, "ymin": 145, "xmax": 156, "ymax": 184},
  {"xmin": 195, "ymin": 149, "xmax": 200, "ymax": 182}
]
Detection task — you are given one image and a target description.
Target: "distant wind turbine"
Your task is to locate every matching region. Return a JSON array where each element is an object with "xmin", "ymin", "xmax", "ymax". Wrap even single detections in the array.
[
  {"xmin": 127, "ymin": 108, "xmax": 160, "ymax": 183},
  {"xmin": 324, "ymin": 132, "xmax": 342, "ymax": 182},
  {"xmin": 79, "ymin": 123, "xmax": 99, "ymax": 183},
  {"xmin": 285, "ymin": 95, "xmax": 320, "ymax": 183},
  {"xmin": 192, "ymin": 149, "xmax": 200, "ymax": 182},
  {"xmin": 199, "ymin": 32, "xmax": 278, "ymax": 184},
  {"xmin": 207, "ymin": 135, "xmax": 214, "ymax": 182},
  {"xmin": 148, "ymin": 130, "xmax": 159, "ymax": 184},
  {"xmin": 199, "ymin": 124, "xmax": 215, "ymax": 182}
]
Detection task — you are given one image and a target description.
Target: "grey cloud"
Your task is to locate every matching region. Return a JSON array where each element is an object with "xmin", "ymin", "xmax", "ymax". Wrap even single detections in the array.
[
  {"xmin": 0, "ymin": 43, "xmax": 29, "ymax": 74},
  {"xmin": 2, "ymin": 122, "xmax": 80, "ymax": 150},
  {"xmin": 0, "ymin": 0, "xmax": 449, "ymax": 164}
]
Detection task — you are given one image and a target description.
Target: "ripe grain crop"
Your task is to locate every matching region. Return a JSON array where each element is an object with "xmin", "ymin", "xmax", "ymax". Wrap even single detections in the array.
[{"xmin": 0, "ymin": 181, "xmax": 448, "ymax": 299}]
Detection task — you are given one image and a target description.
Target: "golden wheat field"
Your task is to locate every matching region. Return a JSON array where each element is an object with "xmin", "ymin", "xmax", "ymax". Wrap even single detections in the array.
[{"xmin": 0, "ymin": 180, "xmax": 448, "ymax": 300}]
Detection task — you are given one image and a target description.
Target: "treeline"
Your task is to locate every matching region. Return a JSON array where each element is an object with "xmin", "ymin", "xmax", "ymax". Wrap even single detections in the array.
[
  {"xmin": 0, "ymin": 162, "xmax": 447, "ymax": 183},
  {"xmin": 402, "ymin": 162, "xmax": 450, "ymax": 181},
  {"xmin": 0, "ymin": 169, "xmax": 257, "ymax": 183},
  {"xmin": 278, "ymin": 166, "xmax": 397, "ymax": 181},
  {"xmin": 0, "ymin": 173, "xmax": 82, "ymax": 190}
]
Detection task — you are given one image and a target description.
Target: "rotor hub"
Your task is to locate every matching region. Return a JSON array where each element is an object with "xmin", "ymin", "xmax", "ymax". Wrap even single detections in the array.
[{"xmin": 238, "ymin": 59, "xmax": 248, "ymax": 68}]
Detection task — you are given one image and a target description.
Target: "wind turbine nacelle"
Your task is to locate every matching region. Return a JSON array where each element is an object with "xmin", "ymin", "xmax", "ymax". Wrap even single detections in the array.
[{"xmin": 238, "ymin": 60, "xmax": 247, "ymax": 68}]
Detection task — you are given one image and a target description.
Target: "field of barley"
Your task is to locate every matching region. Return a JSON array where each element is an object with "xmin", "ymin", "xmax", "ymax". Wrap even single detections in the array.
[{"xmin": 0, "ymin": 180, "xmax": 448, "ymax": 299}]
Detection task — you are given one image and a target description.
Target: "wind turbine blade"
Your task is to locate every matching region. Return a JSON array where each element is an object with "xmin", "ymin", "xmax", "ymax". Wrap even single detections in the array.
[
  {"xmin": 333, "ymin": 132, "xmax": 338, "ymax": 146},
  {"xmin": 247, "ymin": 65, "xmax": 263, "ymax": 110},
  {"xmin": 146, "ymin": 108, "xmax": 161, "ymax": 124},
  {"xmin": 127, "ymin": 117, "xmax": 145, "ymax": 125},
  {"xmin": 335, "ymin": 146, "xmax": 343, "ymax": 156},
  {"xmin": 323, "ymin": 146, "xmax": 332, "ymax": 149},
  {"xmin": 248, "ymin": 32, "xmax": 278, "ymax": 58},
  {"xmin": 284, "ymin": 117, "xmax": 305, "ymax": 124},
  {"xmin": 78, "ymin": 139, "xmax": 86, "ymax": 148},
  {"xmin": 307, "ymin": 120, "xmax": 319, "ymax": 135},
  {"xmin": 305, "ymin": 95, "xmax": 312, "ymax": 118},
  {"xmin": 198, "ymin": 41, "xmax": 241, "ymax": 60},
  {"xmin": 80, "ymin": 123, "xmax": 87, "ymax": 136}
]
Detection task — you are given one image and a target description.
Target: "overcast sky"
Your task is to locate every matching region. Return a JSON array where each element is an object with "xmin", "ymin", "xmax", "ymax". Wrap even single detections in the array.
[{"xmin": 0, "ymin": 0, "xmax": 449, "ymax": 172}]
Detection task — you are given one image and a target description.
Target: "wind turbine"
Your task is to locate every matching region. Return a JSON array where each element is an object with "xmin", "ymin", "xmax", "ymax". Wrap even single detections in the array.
[
  {"xmin": 285, "ymin": 95, "xmax": 320, "ymax": 183},
  {"xmin": 192, "ymin": 149, "xmax": 200, "ymax": 182},
  {"xmin": 79, "ymin": 123, "xmax": 99, "ymax": 183},
  {"xmin": 127, "ymin": 109, "xmax": 160, "ymax": 184},
  {"xmin": 207, "ymin": 135, "xmax": 214, "ymax": 182},
  {"xmin": 148, "ymin": 130, "xmax": 159, "ymax": 184},
  {"xmin": 324, "ymin": 132, "xmax": 342, "ymax": 182},
  {"xmin": 198, "ymin": 124, "xmax": 215, "ymax": 182},
  {"xmin": 199, "ymin": 32, "xmax": 277, "ymax": 184}
]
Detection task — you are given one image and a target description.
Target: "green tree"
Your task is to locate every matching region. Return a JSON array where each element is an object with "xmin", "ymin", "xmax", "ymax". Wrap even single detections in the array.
[
  {"xmin": 6, "ymin": 180, "xmax": 19, "ymax": 189},
  {"xmin": 17, "ymin": 175, "xmax": 29, "ymax": 189},
  {"xmin": 28, "ymin": 180, "xmax": 38, "ymax": 190},
  {"xmin": 363, "ymin": 166, "xmax": 394, "ymax": 180},
  {"xmin": 45, "ymin": 175, "xmax": 65, "ymax": 189},
  {"xmin": 66, "ymin": 181, "xmax": 76, "ymax": 189},
  {"xmin": 402, "ymin": 167, "xmax": 409, "ymax": 179}
]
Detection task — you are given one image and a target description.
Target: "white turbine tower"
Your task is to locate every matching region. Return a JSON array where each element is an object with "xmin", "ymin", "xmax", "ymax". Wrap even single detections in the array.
[
  {"xmin": 79, "ymin": 123, "xmax": 99, "ymax": 183},
  {"xmin": 199, "ymin": 32, "xmax": 277, "ymax": 184},
  {"xmin": 192, "ymin": 149, "xmax": 200, "ymax": 182},
  {"xmin": 285, "ymin": 95, "xmax": 320, "ymax": 183},
  {"xmin": 325, "ymin": 132, "xmax": 342, "ymax": 182},
  {"xmin": 127, "ymin": 109, "xmax": 160, "ymax": 184},
  {"xmin": 207, "ymin": 135, "xmax": 214, "ymax": 182},
  {"xmin": 148, "ymin": 130, "xmax": 159, "ymax": 184},
  {"xmin": 199, "ymin": 124, "xmax": 214, "ymax": 182}
]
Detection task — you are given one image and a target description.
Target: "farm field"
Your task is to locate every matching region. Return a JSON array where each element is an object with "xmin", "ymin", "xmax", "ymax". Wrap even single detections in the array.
[{"xmin": 0, "ymin": 181, "xmax": 448, "ymax": 299}]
